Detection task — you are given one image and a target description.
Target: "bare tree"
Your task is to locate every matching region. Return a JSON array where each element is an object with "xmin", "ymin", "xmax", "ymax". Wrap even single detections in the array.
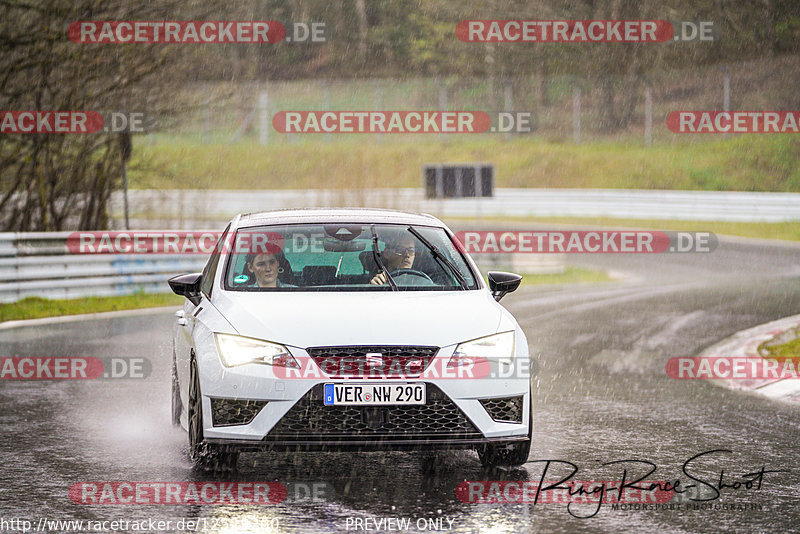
[{"xmin": 0, "ymin": 0, "xmax": 216, "ymax": 230}]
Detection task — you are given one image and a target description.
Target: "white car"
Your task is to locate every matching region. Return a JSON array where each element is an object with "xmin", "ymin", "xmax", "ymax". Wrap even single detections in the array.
[{"xmin": 169, "ymin": 208, "xmax": 531, "ymax": 470}]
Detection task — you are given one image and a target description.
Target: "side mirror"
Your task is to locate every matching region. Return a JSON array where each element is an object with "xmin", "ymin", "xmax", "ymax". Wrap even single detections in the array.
[
  {"xmin": 168, "ymin": 272, "xmax": 203, "ymax": 306},
  {"xmin": 487, "ymin": 271, "xmax": 522, "ymax": 302}
]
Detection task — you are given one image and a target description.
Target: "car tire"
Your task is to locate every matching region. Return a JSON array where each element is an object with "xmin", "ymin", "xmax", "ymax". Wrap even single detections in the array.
[
  {"xmin": 171, "ymin": 350, "xmax": 183, "ymax": 427},
  {"xmin": 477, "ymin": 387, "xmax": 533, "ymax": 468},
  {"xmin": 188, "ymin": 359, "xmax": 239, "ymax": 472}
]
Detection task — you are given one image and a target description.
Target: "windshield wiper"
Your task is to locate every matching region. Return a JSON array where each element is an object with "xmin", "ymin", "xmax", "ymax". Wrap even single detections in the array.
[
  {"xmin": 407, "ymin": 226, "xmax": 468, "ymax": 290},
  {"xmin": 370, "ymin": 224, "xmax": 398, "ymax": 291}
]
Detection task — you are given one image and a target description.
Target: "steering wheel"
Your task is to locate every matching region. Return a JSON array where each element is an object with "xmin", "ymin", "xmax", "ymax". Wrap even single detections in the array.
[{"xmin": 389, "ymin": 268, "xmax": 435, "ymax": 285}]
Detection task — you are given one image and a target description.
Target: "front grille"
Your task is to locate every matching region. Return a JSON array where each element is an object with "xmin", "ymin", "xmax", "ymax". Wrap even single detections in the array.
[
  {"xmin": 480, "ymin": 396, "xmax": 523, "ymax": 423},
  {"xmin": 306, "ymin": 345, "xmax": 439, "ymax": 378},
  {"xmin": 264, "ymin": 384, "xmax": 479, "ymax": 441},
  {"xmin": 210, "ymin": 398, "xmax": 267, "ymax": 427}
]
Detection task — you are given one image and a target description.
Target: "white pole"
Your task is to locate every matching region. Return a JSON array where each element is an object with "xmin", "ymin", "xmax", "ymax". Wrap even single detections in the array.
[
  {"xmin": 504, "ymin": 82, "xmax": 513, "ymax": 140},
  {"xmin": 645, "ymin": 86, "xmax": 652, "ymax": 146},
  {"xmin": 722, "ymin": 66, "xmax": 730, "ymax": 139},
  {"xmin": 573, "ymin": 85, "xmax": 581, "ymax": 144},
  {"xmin": 375, "ymin": 85, "xmax": 383, "ymax": 143},
  {"xmin": 439, "ymin": 81, "xmax": 447, "ymax": 141},
  {"xmin": 323, "ymin": 82, "xmax": 331, "ymax": 143},
  {"xmin": 258, "ymin": 89, "xmax": 269, "ymax": 146}
]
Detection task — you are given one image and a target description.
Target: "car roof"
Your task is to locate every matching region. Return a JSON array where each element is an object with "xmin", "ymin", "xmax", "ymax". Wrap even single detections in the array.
[{"xmin": 236, "ymin": 208, "xmax": 445, "ymax": 228}]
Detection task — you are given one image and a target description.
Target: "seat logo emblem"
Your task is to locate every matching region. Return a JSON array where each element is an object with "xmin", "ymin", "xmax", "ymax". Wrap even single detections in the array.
[{"xmin": 365, "ymin": 353, "xmax": 383, "ymax": 367}]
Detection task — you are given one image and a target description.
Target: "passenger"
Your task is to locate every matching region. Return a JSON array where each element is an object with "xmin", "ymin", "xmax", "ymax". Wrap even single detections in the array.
[
  {"xmin": 369, "ymin": 234, "xmax": 416, "ymax": 285},
  {"xmin": 245, "ymin": 252, "xmax": 294, "ymax": 288}
]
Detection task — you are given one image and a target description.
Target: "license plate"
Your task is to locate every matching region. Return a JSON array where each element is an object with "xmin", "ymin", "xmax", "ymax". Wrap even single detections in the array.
[{"xmin": 324, "ymin": 383, "xmax": 426, "ymax": 405}]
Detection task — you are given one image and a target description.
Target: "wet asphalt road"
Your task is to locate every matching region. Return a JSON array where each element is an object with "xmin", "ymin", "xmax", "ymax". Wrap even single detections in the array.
[{"xmin": 2, "ymin": 235, "xmax": 800, "ymax": 533}]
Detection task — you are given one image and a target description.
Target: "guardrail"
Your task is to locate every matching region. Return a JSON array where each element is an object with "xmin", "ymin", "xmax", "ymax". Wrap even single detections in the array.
[
  {"xmin": 109, "ymin": 188, "xmax": 800, "ymax": 229},
  {"xmin": 0, "ymin": 231, "xmax": 563, "ymax": 303},
  {"xmin": 9, "ymin": 186, "xmax": 796, "ymax": 303},
  {"xmin": 0, "ymin": 232, "xmax": 206, "ymax": 303}
]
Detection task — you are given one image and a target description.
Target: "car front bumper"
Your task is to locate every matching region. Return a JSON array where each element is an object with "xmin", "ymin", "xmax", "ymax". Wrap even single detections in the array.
[
  {"xmin": 204, "ymin": 435, "xmax": 530, "ymax": 452},
  {"xmin": 194, "ymin": 344, "xmax": 532, "ymax": 449}
]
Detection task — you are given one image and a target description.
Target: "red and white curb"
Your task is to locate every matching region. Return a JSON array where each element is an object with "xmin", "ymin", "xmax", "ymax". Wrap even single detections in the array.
[{"xmin": 699, "ymin": 314, "xmax": 800, "ymax": 402}]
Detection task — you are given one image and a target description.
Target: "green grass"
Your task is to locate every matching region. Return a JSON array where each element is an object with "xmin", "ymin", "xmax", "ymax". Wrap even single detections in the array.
[
  {"xmin": 0, "ymin": 293, "xmax": 183, "ymax": 322},
  {"xmin": 0, "ymin": 269, "xmax": 607, "ymax": 322},
  {"xmin": 517, "ymin": 266, "xmax": 612, "ymax": 286},
  {"xmin": 130, "ymin": 134, "xmax": 800, "ymax": 192},
  {"xmin": 760, "ymin": 331, "xmax": 800, "ymax": 361},
  {"xmin": 453, "ymin": 215, "xmax": 800, "ymax": 242}
]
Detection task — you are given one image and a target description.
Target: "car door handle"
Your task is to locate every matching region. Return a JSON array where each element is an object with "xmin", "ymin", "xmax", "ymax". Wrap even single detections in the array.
[
  {"xmin": 176, "ymin": 318, "xmax": 187, "ymax": 326},
  {"xmin": 175, "ymin": 310, "xmax": 187, "ymax": 326}
]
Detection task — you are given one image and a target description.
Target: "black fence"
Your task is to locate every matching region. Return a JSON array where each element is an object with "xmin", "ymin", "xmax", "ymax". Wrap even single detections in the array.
[{"xmin": 423, "ymin": 164, "xmax": 494, "ymax": 199}]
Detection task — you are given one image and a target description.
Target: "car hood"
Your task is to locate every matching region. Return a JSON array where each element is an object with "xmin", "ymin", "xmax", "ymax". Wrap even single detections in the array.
[{"xmin": 213, "ymin": 290, "xmax": 503, "ymax": 348}]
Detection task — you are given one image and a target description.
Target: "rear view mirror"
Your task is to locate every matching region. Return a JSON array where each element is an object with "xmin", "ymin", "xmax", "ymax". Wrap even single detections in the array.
[
  {"xmin": 323, "ymin": 238, "xmax": 366, "ymax": 252},
  {"xmin": 168, "ymin": 272, "xmax": 203, "ymax": 305},
  {"xmin": 487, "ymin": 271, "xmax": 522, "ymax": 302},
  {"xmin": 323, "ymin": 224, "xmax": 363, "ymax": 241}
]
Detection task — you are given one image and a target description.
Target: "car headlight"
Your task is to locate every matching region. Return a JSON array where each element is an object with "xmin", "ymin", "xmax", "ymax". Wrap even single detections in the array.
[
  {"xmin": 215, "ymin": 333, "xmax": 299, "ymax": 368},
  {"xmin": 448, "ymin": 331, "xmax": 515, "ymax": 367}
]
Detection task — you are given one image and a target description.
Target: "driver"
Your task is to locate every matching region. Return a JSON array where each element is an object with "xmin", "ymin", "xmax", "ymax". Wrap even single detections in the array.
[{"xmin": 369, "ymin": 234, "xmax": 416, "ymax": 285}]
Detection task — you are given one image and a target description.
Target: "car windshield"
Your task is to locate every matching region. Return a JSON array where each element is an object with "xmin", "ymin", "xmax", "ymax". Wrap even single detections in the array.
[{"xmin": 223, "ymin": 223, "xmax": 478, "ymax": 291}]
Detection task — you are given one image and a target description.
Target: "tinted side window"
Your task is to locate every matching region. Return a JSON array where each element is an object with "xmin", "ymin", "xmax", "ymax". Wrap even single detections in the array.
[{"xmin": 201, "ymin": 224, "xmax": 230, "ymax": 297}]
